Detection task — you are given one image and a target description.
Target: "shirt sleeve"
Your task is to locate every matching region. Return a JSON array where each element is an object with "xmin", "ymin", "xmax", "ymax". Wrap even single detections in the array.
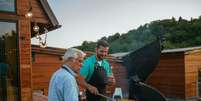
[
  {"xmin": 106, "ymin": 62, "xmax": 113, "ymax": 77},
  {"xmin": 63, "ymin": 77, "xmax": 79, "ymax": 101},
  {"xmin": 80, "ymin": 60, "xmax": 90, "ymax": 78}
]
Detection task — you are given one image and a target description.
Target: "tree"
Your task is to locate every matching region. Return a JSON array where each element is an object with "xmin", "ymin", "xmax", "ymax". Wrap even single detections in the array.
[{"xmin": 76, "ymin": 16, "xmax": 201, "ymax": 53}]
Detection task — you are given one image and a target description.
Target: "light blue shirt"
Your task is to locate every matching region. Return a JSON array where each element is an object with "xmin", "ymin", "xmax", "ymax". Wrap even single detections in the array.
[{"xmin": 48, "ymin": 64, "xmax": 79, "ymax": 101}]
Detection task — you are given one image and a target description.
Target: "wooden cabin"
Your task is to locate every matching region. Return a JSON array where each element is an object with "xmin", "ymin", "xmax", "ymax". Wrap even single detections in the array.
[
  {"xmin": 0, "ymin": 0, "xmax": 60, "ymax": 101},
  {"xmin": 111, "ymin": 46, "xmax": 201, "ymax": 100},
  {"xmin": 147, "ymin": 46, "xmax": 201, "ymax": 100}
]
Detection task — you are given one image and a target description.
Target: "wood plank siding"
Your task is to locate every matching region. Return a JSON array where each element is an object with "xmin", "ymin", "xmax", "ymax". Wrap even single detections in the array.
[
  {"xmin": 109, "ymin": 60, "xmax": 129, "ymax": 96},
  {"xmin": 185, "ymin": 50, "xmax": 201, "ymax": 98},
  {"xmin": 31, "ymin": 0, "xmax": 49, "ymax": 23},
  {"xmin": 32, "ymin": 54, "xmax": 63, "ymax": 95},
  {"xmin": 145, "ymin": 49, "xmax": 201, "ymax": 99},
  {"xmin": 147, "ymin": 53, "xmax": 186, "ymax": 99},
  {"xmin": 32, "ymin": 46, "xmax": 66, "ymax": 96}
]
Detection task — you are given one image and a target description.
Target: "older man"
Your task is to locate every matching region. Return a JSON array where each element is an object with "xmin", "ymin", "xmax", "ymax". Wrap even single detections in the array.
[{"xmin": 48, "ymin": 48, "xmax": 86, "ymax": 101}]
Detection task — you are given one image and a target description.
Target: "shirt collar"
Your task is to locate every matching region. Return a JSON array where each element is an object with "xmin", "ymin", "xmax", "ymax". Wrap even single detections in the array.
[{"xmin": 62, "ymin": 64, "xmax": 78, "ymax": 77}]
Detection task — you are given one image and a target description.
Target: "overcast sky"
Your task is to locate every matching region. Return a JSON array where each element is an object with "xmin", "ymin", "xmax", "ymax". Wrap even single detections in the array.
[{"xmin": 31, "ymin": 0, "xmax": 201, "ymax": 48}]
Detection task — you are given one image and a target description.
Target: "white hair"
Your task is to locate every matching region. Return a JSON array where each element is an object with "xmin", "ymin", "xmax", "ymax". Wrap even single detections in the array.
[{"xmin": 62, "ymin": 48, "xmax": 86, "ymax": 61}]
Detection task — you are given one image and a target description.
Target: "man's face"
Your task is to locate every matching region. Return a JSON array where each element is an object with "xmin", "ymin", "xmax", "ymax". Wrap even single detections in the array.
[
  {"xmin": 96, "ymin": 46, "xmax": 109, "ymax": 60},
  {"xmin": 71, "ymin": 54, "xmax": 85, "ymax": 73}
]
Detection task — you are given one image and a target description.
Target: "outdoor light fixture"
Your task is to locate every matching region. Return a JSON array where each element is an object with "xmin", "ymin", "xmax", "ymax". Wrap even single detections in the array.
[
  {"xmin": 25, "ymin": 0, "xmax": 33, "ymax": 18},
  {"xmin": 25, "ymin": 9, "xmax": 33, "ymax": 18},
  {"xmin": 33, "ymin": 23, "xmax": 48, "ymax": 48},
  {"xmin": 33, "ymin": 22, "xmax": 40, "ymax": 39},
  {"xmin": 39, "ymin": 27, "xmax": 48, "ymax": 48},
  {"xmin": 33, "ymin": 22, "xmax": 39, "ymax": 33}
]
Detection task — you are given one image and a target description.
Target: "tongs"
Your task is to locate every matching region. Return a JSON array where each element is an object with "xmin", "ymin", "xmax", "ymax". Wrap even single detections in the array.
[{"xmin": 97, "ymin": 93, "xmax": 114, "ymax": 101}]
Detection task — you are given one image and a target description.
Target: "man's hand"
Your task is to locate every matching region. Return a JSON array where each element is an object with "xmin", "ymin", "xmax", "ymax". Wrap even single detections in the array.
[
  {"xmin": 106, "ymin": 76, "xmax": 116, "ymax": 94},
  {"xmin": 86, "ymin": 84, "xmax": 99, "ymax": 95},
  {"xmin": 76, "ymin": 75, "xmax": 99, "ymax": 95},
  {"xmin": 76, "ymin": 75, "xmax": 86, "ymax": 88},
  {"xmin": 108, "ymin": 76, "xmax": 116, "ymax": 86}
]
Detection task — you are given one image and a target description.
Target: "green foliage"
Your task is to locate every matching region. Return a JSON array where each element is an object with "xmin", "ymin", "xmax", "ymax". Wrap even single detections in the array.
[
  {"xmin": 74, "ymin": 41, "xmax": 96, "ymax": 52},
  {"xmin": 76, "ymin": 16, "xmax": 201, "ymax": 53}
]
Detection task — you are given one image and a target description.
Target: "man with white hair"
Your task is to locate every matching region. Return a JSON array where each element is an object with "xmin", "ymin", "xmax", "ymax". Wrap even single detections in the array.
[{"xmin": 48, "ymin": 48, "xmax": 86, "ymax": 101}]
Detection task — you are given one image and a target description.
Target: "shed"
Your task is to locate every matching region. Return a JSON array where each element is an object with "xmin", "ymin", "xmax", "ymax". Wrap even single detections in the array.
[
  {"xmin": 111, "ymin": 46, "xmax": 201, "ymax": 100},
  {"xmin": 147, "ymin": 46, "xmax": 201, "ymax": 100}
]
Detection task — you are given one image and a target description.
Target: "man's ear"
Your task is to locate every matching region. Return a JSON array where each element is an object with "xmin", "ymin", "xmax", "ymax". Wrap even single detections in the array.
[{"xmin": 95, "ymin": 47, "xmax": 98, "ymax": 52}]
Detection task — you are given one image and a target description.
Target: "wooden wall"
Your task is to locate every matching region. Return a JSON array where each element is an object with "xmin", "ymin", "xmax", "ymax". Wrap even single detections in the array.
[
  {"xmin": 17, "ymin": 0, "xmax": 52, "ymax": 100},
  {"xmin": 17, "ymin": 0, "xmax": 32, "ymax": 100},
  {"xmin": 31, "ymin": 0, "xmax": 49, "ymax": 24},
  {"xmin": 185, "ymin": 50, "xmax": 201, "ymax": 98},
  {"xmin": 32, "ymin": 53, "xmax": 63, "ymax": 95},
  {"xmin": 146, "ymin": 53, "xmax": 186, "ymax": 99},
  {"xmin": 109, "ymin": 60, "xmax": 129, "ymax": 97}
]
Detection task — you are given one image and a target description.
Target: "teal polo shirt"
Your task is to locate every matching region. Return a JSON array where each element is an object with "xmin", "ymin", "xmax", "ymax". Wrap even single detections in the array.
[{"xmin": 80, "ymin": 55, "xmax": 112, "ymax": 81}]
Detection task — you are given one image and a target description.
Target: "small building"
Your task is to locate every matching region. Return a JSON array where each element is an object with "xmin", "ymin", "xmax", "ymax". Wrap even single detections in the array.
[
  {"xmin": 111, "ymin": 46, "xmax": 201, "ymax": 100},
  {"xmin": 147, "ymin": 46, "xmax": 201, "ymax": 100},
  {"xmin": 0, "ymin": 0, "xmax": 60, "ymax": 101}
]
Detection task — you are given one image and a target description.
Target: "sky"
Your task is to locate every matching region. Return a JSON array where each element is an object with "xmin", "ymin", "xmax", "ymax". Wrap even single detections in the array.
[
  {"xmin": 0, "ymin": 22, "xmax": 16, "ymax": 37},
  {"xmin": 31, "ymin": 0, "xmax": 201, "ymax": 48}
]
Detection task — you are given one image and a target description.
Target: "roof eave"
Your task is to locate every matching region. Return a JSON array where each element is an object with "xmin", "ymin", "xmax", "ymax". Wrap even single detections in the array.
[{"xmin": 39, "ymin": 0, "xmax": 60, "ymax": 31}]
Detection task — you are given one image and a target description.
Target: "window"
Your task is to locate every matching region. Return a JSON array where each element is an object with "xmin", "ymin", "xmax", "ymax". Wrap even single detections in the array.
[
  {"xmin": 0, "ymin": 0, "xmax": 16, "ymax": 12},
  {"xmin": 0, "ymin": 20, "xmax": 19, "ymax": 101}
]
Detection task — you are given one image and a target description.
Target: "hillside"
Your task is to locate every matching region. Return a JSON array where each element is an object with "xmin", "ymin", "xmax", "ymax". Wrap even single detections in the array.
[{"xmin": 75, "ymin": 16, "xmax": 201, "ymax": 54}]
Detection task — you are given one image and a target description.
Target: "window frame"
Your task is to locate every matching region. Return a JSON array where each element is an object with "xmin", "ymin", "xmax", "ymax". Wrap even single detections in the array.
[
  {"xmin": 0, "ymin": 19, "xmax": 20, "ymax": 101},
  {"xmin": 0, "ymin": 0, "xmax": 17, "ymax": 13}
]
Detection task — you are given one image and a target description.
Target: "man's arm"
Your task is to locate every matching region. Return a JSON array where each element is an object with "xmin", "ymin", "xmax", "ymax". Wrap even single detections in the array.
[
  {"xmin": 63, "ymin": 78, "xmax": 79, "ymax": 101},
  {"xmin": 77, "ymin": 75, "xmax": 99, "ymax": 95},
  {"xmin": 106, "ymin": 64, "xmax": 116, "ymax": 85},
  {"xmin": 79, "ymin": 59, "xmax": 99, "ymax": 94},
  {"xmin": 106, "ymin": 65, "xmax": 116, "ymax": 94}
]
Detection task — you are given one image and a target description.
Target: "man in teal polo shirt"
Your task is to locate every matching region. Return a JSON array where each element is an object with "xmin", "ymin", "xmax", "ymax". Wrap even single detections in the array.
[{"xmin": 80, "ymin": 40, "xmax": 115, "ymax": 101}]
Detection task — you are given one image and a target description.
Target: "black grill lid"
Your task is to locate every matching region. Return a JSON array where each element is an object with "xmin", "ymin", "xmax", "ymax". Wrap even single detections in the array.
[
  {"xmin": 122, "ymin": 40, "xmax": 161, "ymax": 82},
  {"xmin": 129, "ymin": 81, "xmax": 167, "ymax": 101},
  {"xmin": 121, "ymin": 38, "xmax": 167, "ymax": 101}
]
